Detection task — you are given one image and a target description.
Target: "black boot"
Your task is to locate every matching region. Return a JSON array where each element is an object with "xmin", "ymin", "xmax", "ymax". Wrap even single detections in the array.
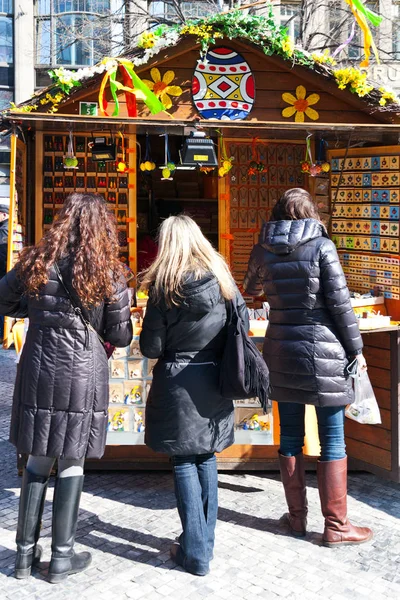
[
  {"xmin": 15, "ymin": 469, "xmax": 49, "ymax": 579},
  {"xmin": 48, "ymin": 475, "xmax": 91, "ymax": 584}
]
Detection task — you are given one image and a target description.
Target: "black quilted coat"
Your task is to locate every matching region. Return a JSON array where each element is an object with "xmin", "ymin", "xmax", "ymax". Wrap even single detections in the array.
[
  {"xmin": 0, "ymin": 259, "xmax": 133, "ymax": 459},
  {"xmin": 140, "ymin": 274, "xmax": 249, "ymax": 456},
  {"xmin": 243, "ymin": 219, "xmax": 363, "ymax": 407}
]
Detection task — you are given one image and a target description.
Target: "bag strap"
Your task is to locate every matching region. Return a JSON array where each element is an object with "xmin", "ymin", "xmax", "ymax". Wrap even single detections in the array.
[{"xmin": 54, "ymin": 262, "xmax": 105, "ymax": 346}]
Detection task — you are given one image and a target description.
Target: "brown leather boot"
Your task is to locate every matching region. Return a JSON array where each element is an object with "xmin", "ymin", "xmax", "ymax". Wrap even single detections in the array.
[
  {"xmin": 279, "ymin": 453, "xmax": 308, "ymax": 537},
  {"xmin": 317, "ymin": 457, "xmax": 373, "ymax": 547}
]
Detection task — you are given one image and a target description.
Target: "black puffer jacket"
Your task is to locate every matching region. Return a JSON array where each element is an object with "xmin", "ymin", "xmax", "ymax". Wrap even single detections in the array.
[
  {"xmin": 0, "ymin": 259, "xmax": 133, "ymax": 459},
  {"xmin": 243, "ymin": 219, "xmax": 362, "ymax": 407},
  {"xmin": 140, "ymin": 274, "xmax": 249, "ymax": 456}
]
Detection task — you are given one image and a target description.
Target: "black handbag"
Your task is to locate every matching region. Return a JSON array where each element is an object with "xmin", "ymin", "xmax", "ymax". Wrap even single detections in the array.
[{"xmin": 219, "ymin": 297, "xmax": 270, "ymax": 411}]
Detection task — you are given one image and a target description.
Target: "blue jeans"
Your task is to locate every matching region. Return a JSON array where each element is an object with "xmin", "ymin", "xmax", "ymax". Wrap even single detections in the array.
[
  {"xmin": 278, "ymin": 403, "xmax": 346, "ymax": 462},
  {"xmin": 172, "ymin": 453, "xmax": 218, "ymax": 575}
]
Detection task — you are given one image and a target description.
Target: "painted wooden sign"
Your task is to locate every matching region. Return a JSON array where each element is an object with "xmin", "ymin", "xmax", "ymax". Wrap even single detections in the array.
[{"xmin": 192, "ymin": 47, "xmax": 255, "ymax": 120}]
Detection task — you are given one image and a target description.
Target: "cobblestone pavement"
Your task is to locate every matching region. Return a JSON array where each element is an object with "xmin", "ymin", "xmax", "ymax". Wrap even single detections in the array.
[{"xmin": 0, "ymin": 349, "xmax": 399, "ymax": 600}]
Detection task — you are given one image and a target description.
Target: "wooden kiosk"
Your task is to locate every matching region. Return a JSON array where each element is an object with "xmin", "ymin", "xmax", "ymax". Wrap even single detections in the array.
[{"xmin": 2, "ymin": 12, "xmax": 400, "ymax": 481}]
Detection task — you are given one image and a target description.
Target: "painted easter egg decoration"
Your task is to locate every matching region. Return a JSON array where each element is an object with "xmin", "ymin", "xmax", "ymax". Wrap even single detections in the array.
[{"xmin": 192, "ymin": 47, "xmax": 255, "ymax": 120}]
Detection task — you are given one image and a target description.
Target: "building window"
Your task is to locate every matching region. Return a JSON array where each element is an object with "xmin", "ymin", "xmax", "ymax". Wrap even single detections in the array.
[
  {"xmin": 280, "ymin": 3, "xmax": 301, "ymax": 42},
  {"xmin": 0, "ymin": 16, "xmax": 12, "ymax": 64},
  {"xmin": 0, "ymin": 88, "xmax": 13, "ymax": 110},
  {"xmin": 35, "ymin": 0, "xmax": 123, "ymax": 67},
  {"xmin": 149, "ymin": 1, "xmax": 218, "ymax": 23},
  {"xmin": 393, "ymin": 3, "xmax": 400, "ymax": 60},
  {"xmin": 0, "ymin": 0, "xmax": 12, "ymax": 13}
]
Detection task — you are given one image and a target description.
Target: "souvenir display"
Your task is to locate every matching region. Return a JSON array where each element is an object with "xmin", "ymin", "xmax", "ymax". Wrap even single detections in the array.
[
  {"xmin": 331, "ymin": 154, "xmax": 400, "ymax": 299},
  {"xmin": 42, "ymin": 133, "xmax": 131, "ymax": 261},
  {"xmin": 227, "ymin": 141, "xmax": 307, "ymax": 288},
  {"xmin": 192, "ymin": 46, "xmax": 255, "ymax": 120},
  {"xmin": 106, "ymin": 335, "xmax": 153, "ymax": 437}
]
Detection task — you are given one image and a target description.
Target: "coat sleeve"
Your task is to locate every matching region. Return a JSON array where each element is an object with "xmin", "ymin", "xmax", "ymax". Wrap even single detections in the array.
[
  {"xmin": 0, "ymin": 267, "xmax": 28, "ymax": 318},
  {"xmin": 140, "ymin": 295, "xmax": 166, "ymax": 359},
  {"xmin": 103, "ymin": 278, "xmax": 133, "ymax": 347},
  {"xmin": 235, "ymin": 290, "xmax": 249, "ymax": 333},
  {"xmin": 243, "ymin": 245, "xmax": 263, "ymax": 297},
  {"xmin": 319, "ymin": 240, "xmax": 363, "ymax": 356}
]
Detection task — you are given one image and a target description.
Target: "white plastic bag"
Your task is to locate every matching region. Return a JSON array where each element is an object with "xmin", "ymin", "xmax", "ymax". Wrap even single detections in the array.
[{"xmin": 345, "ymin": 370, "xmax": 381, "ymax": 425}]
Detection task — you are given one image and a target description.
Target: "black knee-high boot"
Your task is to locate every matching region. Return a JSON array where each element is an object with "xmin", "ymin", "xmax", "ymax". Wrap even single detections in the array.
[
  {"xmin": 15, "ymin": 469, "xmax": 49, "ymax": 579},
  {"xmin": 48, "ymin": 475, "xmax": 91, "ymax": 584}
]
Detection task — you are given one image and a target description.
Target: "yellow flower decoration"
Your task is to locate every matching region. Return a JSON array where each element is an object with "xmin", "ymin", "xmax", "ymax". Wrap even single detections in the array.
[
  {"xmin": 138, "ymin": 32, "xmax": 155, "ymax": 49},
  {"xmin": 282, "ymin": 86, "xmax": 320, "ymax": 122},
  {"xmin": 142, "ymin": 68, "xmax": 183, "ymax": 110},
  {"xmin": 281, "ymin": 37, "xmax": 294, "ymax": 57}
]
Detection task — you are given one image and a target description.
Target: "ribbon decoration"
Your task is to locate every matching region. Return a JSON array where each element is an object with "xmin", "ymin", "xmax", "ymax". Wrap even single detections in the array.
[
  {"xmin": 343, "ymin": 0, "xmax": 383, "ymax": 67},
  {"xmin": 332, "ymin": 20, "xmax": 356, "ymax": 58},
  {"xmin": 98, "ymin": 57, "xmax": 165, "ymax": 117}
]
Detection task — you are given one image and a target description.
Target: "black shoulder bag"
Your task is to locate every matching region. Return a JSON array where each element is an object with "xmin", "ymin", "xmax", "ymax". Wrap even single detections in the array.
[
  {"xmin": 54, "ymin": 263, "xmax": 115, "ymax": 358},
  {"xmin": 219, "ymin": 298, "xmax": 270, "ymax": 411}
]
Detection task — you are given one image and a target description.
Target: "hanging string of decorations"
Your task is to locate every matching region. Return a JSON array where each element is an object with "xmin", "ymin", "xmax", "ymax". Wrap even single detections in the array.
[
  {"xmin": 247, "ymin": 137, "xmax": 267, "ymax": 176},
  {"xmin": 301, "ymin": 134, "xmax": 330, "ymax": 177},
  {"xmin": 63, "ymin": 131, "xmax": 78, "ymax": 169},
  {"xmin": 160, "ymin": 134, "xmax": 176, "ymax": 180},
  {"xmin": 218, "ymin": 133, "xmax": 234, "ymax": 178},
  {"xmin": 139, "ymin": 134, "xmax": 156, "ymax": 172}
]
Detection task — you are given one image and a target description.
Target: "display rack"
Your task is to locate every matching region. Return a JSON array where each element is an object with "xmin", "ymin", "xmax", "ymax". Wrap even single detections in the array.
[
  {"xmin": 105, "ymin": 334, "xmax": 273, "ymax": 447},
  {"xmin": 39, "ymin": 132, "xmax": 132, "ymax": 265},
  {"xmin": 224, "ymin": 140, "xmax": 308, "ymax": 291},
  {"xmin": 329, "ymin": 148, "xmax": 400, "ymax": 307}
]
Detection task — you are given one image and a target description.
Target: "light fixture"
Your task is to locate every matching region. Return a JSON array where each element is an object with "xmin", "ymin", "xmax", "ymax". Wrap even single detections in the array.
[
  {"xmin": 180, "ymin": 131, "xmax": 218, "ymax": 167},
  {"xmin": 88, "ymin": 132, "xmax": 116, "ymax": 161}
]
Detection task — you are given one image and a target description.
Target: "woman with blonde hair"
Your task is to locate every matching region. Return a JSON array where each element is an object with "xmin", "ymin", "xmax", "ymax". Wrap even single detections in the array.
[{"xmin": 140, "ymin": 215, "xmax": 248, "ymax": 576}]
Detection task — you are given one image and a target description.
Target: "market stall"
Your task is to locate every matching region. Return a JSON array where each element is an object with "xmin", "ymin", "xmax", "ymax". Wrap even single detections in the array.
[{"xmin": 2, "ymin": 11, "xmax": 400, "ymax": 481}]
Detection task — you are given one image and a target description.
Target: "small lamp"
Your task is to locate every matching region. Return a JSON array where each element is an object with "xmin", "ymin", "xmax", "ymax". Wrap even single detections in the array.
[
  {"xmin": 180, "ymin": 132, "xmax": 217, "ymax": 167},
  {"xmin": 89, "ymin": 134, "xmax": 116, "ymax": 162}
]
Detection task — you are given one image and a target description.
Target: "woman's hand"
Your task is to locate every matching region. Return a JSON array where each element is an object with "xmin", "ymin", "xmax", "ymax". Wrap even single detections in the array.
[{"xmin": 355, "ymin": 353, "xmax": 367, "ymax": 372}]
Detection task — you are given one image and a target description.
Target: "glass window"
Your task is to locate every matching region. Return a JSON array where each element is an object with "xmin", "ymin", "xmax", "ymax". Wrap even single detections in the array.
[
  {"xmin": 280, "ymin": 3, "xmax": 301, "ymax": 42},
  {"xmin": 393, "ymin": 4, "xmax": 400, "ymax": 60},
  {"xmin": 149, "ymin": 1, "xmax": 216, "ymax": 22},
  {"xmin": 0, "ymin": 88, "xmax": 13, "ymax": 110},
  {"xmin": 0, "ymin": 0, "xmax": 12, "ymax": 13},
  {"xmin": 35, "ymin": 0, "xmax": 116, "ymax": 66},
  {"xmin": 36, "ymin": 18, "xmax": 51, "ymax": 65},
  {"xmin": 0, "ymin": 16, "xmax": 13, "ymax": 64},
  {"xmin": 55, "ymin": 13, "xmax": 110, "ymax": 65}
]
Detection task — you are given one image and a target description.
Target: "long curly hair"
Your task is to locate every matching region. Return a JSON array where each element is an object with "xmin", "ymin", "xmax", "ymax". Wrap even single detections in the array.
[{"xmin": 17, "ymin": 193, "xmax": 123, "ymax": 307}]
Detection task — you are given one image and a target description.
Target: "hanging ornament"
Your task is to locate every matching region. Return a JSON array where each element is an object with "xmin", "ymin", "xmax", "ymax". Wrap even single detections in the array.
[
  {"xmin": 139, "ymin": 133, "xmax": 156, "ymax": 172},
  {"xmin": 160, "ymin": 134, "xmax": 174, "ymax": 180},
  {"xmin": 315, "ymin": 137, "xmax": 331, "ymax": 173},
  {"xmin": 218, "ymin": 133, "xmax": 234, "ymax": 178},
  {"xmin": 247, "ymin": 137, "xmax": 267, "ymax": 175},
  {"xmin": 63, "ymin": 131, "xmax": 78, "ymax": 169},
  {"xmin": 98, "ymin": 57, "xmax": 165, "ymax": 117},
  {"xmin": 301, "ymin": 134, "xmax": 322, "ymax": 177},
  {"xmin": 116, "ymin": 132, "xmax": 128, "ymax": 172}
]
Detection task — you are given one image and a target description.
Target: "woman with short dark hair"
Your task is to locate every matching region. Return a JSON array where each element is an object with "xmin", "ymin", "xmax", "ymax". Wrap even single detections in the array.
[
  {"xmin": 244, "ymin": 188, "xmax": 372, "ymax": 547},
  {"xmin": 0, "ymin": 193, "xmax": 133, "ymax": 583}
]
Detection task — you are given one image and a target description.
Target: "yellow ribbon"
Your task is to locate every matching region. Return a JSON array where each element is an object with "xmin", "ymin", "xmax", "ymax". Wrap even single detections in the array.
[{"xmin": 344, "ymin": 0, "xmax": 381, "ymax": 67}]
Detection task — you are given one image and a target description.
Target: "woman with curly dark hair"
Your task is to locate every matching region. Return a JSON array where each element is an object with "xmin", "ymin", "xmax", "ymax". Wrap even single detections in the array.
[{"xmin": 0, "ymin": 193, "xmax": 133, "ymax": 583}]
